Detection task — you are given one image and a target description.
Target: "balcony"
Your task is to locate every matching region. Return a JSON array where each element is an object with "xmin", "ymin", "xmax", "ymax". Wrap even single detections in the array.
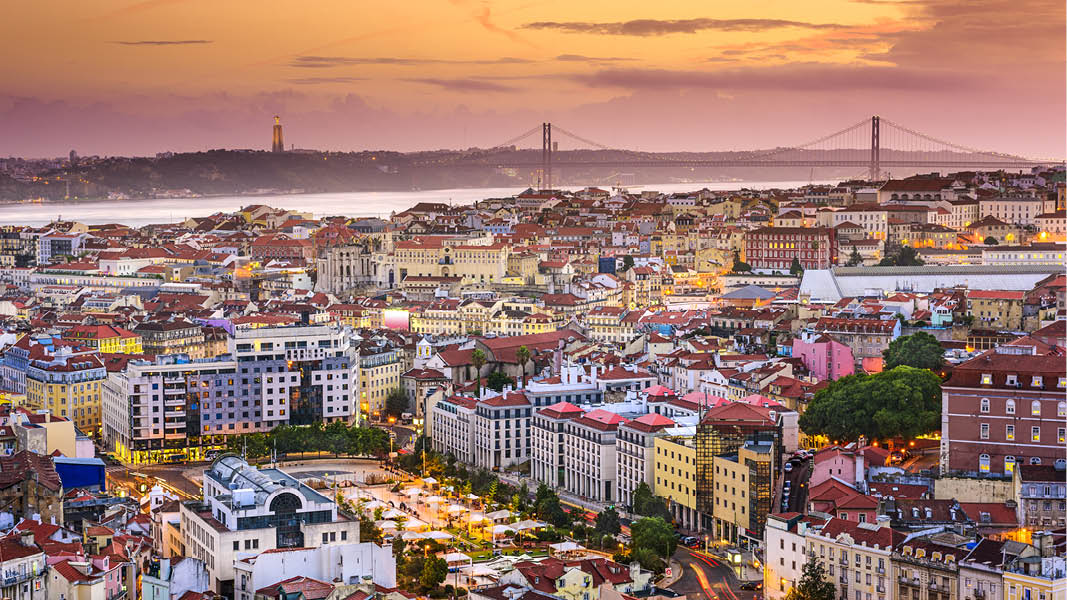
[
  {"xmin": 839, "ymin": 576, "xmax": 849, "ymax": 584},
  {"xmin": 929, "ymin": 582, "xmax": 939, "ymax": 591},
  {"xmin": 877, "ymin": 586, "xmax": 886, "ymax": 593},
  {"xmin": 877, "ymin": 567, "xmax": 885, "ymax": 574},
  {"xmin": 839, "ymin": 557, "xmax": 848, "ymax": 565},
  {"xmin": 975, "ymin": 590, "xmax": 986, "ymax": 599}
]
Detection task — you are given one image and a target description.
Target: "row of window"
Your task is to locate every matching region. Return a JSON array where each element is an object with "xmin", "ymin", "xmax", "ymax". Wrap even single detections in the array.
[{"xmin": 979, "ymin": 398, "xmax": 1066, "ymax": 414}]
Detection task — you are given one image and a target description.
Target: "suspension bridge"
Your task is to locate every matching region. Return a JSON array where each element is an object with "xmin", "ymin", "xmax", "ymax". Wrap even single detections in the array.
[{"xmin": 427, "ymin": 116, "xmax": 1060, "ymax": 186}]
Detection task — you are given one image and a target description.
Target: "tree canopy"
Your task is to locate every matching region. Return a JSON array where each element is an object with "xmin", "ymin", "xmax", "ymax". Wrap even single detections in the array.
[
  {"xmin": 877, "ymin": 245, "xmax": 924, "ymax": 267},
  {"xmin": 631, "ymin": 482, "xmax": 673, "ymax": 522},
  {"xmin": 786, "ymin": 556, "xmax": 837, "ymax": 600},
  {"xmin": 731, "ymin": 250, "xmax": 752, "ymax": 273},
  {"xmin": 797, "ymin": 366, "xmax": 942, "ymax": 442},
  {"xmin": 984, "ymin": 236, "xmax": 999, "ymax": 245},
  {"xmin": 384, "ymin": 387, "xmax": 408, "ymax": 418},
  {"xmin": 631, "ymin": 517, "xmax": 676, "ymax": 569},
  {"xmin": 595, "ymin": 507, "xmax": 622, "ymax": 535},
  {"xmin": 845, "ymin": 246, "xmax": 863, "ymax": 267},
  {"xmin": 883, "ymin": 332, "xmax": 945, "ymax": 371},
  {"xmin": 486, "ymin": 370, "xmax": 515, "ymax": 392},
  {"xmin": 790, "ymin": 257, "xmax": 804, "ymax": 276}
]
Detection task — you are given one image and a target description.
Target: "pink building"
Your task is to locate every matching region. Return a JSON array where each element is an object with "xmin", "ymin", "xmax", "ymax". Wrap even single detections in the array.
[
  {"xmin": 810, "ymin": 446, "xmax": 866, "ymax": 489},
  {"xmin": 791, "ymin": 333, "xmax": 854, "ymax": 381}
]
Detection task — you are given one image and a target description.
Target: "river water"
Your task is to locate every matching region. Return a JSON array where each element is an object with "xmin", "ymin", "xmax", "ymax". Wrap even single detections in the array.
[{"xmin": 0, "ymin": 180, "xmax": 833, "ymax": 227}]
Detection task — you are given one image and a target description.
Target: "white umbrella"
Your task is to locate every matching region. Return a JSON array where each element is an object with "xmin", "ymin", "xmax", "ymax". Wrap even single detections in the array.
[
  {"xmin": 363, "ymin": 500, "xmax": 386, "ymax": 510},
  {"xmin": 381, "ymin": 509, "xmax": 405, "ymax": 519},
  {"xmin": 377, "ymin": 520, "xmax": 398, "ymax": 530},
  {"xmin": 422, "ymin": 477, "xmax": 439, "ymax": 485},
  {"xmin": 511, "ymin": 519, "xmax": 546, "ymax": 531},
  {"xmin": 464, "ymin": 493, "xmax": 480, "ymax": 500},
  {"xmin": 447, "ymin": 505, "xmax": 468, "ymax": 514},
  {"xmin": 443, "ymin": 552, "xmax": 471, "ymax": 563},
  {"xmin": 425, "ymin": 531, "xmax": 454, "ymax": 540},
  {"xmin": 402, "ymin": 531, "xmax": 427, "ymax": 541},
  {"xmin": 490, "ymin": 525, "xmax": 515, "ymax": 534},
  {"xmin": 423, "ymin": 495, "xmax": 445, "ymax": 504},
  {"xmin": 402, "ymin": 488, "xmax": 423, "ymax": 497},
  {"xmin": 485, "ymin": 509, "xmax": 511, "ymax": 520},
  {"xmin": 549, "ymin": 541, "xmax": 584, "ymax": 553}
]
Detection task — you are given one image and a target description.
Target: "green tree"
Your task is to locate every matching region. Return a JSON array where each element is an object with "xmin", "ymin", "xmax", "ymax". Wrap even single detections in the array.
[
  {"xmin": 384, "ymin": 387, "xmax": 408, "ymax": 419},
  {"xmin": 786, "ymin": 556, "xmax": 837, "ymax": 600},
  {"xmin": 731, "ymin": 250, "xmax": 752, "ymax": 273},
  {"xmin": 845, "ymin": 246, "xmax": 864, "ymax": 267},
  {"xmin": 471, "ymin": 349, "xmax": 487, "ymax": 397},
  {"xmin": 630, "ymin": 547, "xmax": 664, "ymax": 572},
  {"xmin": 631, "ymin": 517, "xmax": 676, "ymax": 568},
  {"xmin": 983, "ymin": 236, "xmax": 999, "ymax": 245},
  {"xmin": 620, "ymin": 255, "xmax": 635, "ymax": 272},
  {"xmin": 631, "ymin": 481, "xmax": 655, "ymax": 514},
  {"xmin": 883, "ymin": 332, "xmax": 945, "ymax": 371},
  {"xmin": 798, "ymin": 366, "xmax": 942, "ymax": 442},
  {"xmin": 360, "ymin": 513, "xmax": 383, "ymax": 543},
  {"xmin": 534, "ymin": 484, "xmax": 570, "ymax": 528},
  {"xmin": 595, "ymin": 507, "xmax": 621, "ymax": 535},
  {"xmin": 878, "ymin": 245, "xmax": 924, "ymax": 267},
  {"xmin": 486, "ymin": 370, "xmax": 515, "ymax": 392},
  {"xmin": 789, "ymin": 257, "xmax": 804, "ymax": 277},
  {"xmin": 419, "ymin": 556, "xmax": 448, "ymax": 590},
  {"xmin": 515, "ymin": 345, "xmax": 531, "ymax": 387}
]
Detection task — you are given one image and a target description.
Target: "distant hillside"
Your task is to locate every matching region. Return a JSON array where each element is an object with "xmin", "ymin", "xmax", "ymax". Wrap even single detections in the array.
[{"xmin": 0, "ymin": 146, "xmax": 1007, "ymax": 202}]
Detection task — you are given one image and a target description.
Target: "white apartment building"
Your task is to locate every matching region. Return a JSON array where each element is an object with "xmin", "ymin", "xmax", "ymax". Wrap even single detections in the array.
[
  {"xmin": 473, "ymin": 389, "xmax": 533, "ymax": 470},
  {"xmin": 531, "ymin": 401, "xmax": 585, "ymax": 489},
  {"xmin": 982, "ymin": 245, "xmax": 1066, "ymax": 266},
  {"xmin": 563, "ymin": 409, "xmax": 627, "ymax": 503},
  {"xmin": 979, "ymin": 196, "xmax": 1050, "ymax": 226},
  {"xmin": 180, "ymin": 455, "xmax": 370, "ymax": 595},
  {"xmin": 616, "ymin": 413, "xmax": 675, "ymax": 511},
  {"xmin": 233, "ymin": 545, "xmax": 395, "ymax": 600},
  {"xmin": 430, "ymin": 395, "xmax": 478, "ymax": 464},
  {"xmin": 230, "ymin": 324, "xmax": 359, "ymax": 425}
]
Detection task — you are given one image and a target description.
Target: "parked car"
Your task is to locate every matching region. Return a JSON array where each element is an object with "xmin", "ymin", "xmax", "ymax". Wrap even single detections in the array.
[
  {"xmin": 784, "ymin": 462, "xmax": 794, "ymax": 472},
  {"xmin": 740, "ymin": 581, "xmax": 764, "ymax": 591}
]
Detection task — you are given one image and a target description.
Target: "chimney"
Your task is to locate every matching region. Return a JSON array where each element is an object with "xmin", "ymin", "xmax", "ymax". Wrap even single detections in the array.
[
  {"xmin": 19, "ymin": 530, "xmax": 33, "ymax": 547},
  {"xmin": 876, "ymin": 514, "xmax": 891, "ymax": 529}
]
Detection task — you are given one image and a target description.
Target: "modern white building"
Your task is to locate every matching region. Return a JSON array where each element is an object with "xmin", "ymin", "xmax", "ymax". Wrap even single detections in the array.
[
  {"xmin": 179, "ymin": 455, "xmax": 384, "ymax": 596},
  {"xmin": 616, "ymin": 413, "xmax": 676, "ymax": 511},
  {"xmin": 233, "ymin": 545, "xmax": 395, "ymax": 600},
  {"xmin": 563, "ymin": 409, "xmax": 628, "ymax": 503},
  {"xmin": 531, "ymin": 401, "xmax": 585, "ymax": 489},
  {"xmin": 430, "ymin": 394, "xmax": 478, "ymax": 465}
]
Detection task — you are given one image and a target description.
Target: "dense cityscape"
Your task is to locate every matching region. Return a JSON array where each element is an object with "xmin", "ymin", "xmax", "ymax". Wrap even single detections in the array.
[
  {"xmin": 0, "ymin": 165, "xmax": 1063, "ymax": 600},
  {"xmin": 2, "ymin": 0, "xmax": 1065, "ymax": 597}
]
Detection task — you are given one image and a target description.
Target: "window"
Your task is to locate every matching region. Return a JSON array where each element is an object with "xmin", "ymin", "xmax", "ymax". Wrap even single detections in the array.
[
  {"xmin": 1032, "ymin": 427, "xmax": 1041, "ymax": 442},
  {"xmin": 1032, "ymin": 400, "xmax": 1042, "ymax": 416},
  {"xmin": 980, "ymin": 398, "xmax": 990, "ymax": 413},
  {"xmin": 1030, "ymin": 457, "xmax": 1041, "ymax": 465},
  {"xmin": 1059, "ymin": 428, "xmax": 1066, "ymax": 443},
  {"xmin": 981, "ymin": 423, "xmax": 989, "ymax": 439},
  {"xmin": 1006, "ymin": 425, "xmax": 1015, "ymax": 440},
  {"xmin": 979, "ymin": 454, "xmax": 990, "ymax": 472},
  {"xmin": 1031, "ymin": 376, "xmax": 1043, "ymax": 387},
  {"xmin": 981, "ymin": 374, "xmax": 992, "ymax": 385},
  {"xmin": 1005, "ymin": 456, "xmax": 1015, "ymax": 474},
  {"xmin": 1006, "ymin": 400, "xmax": 1015, "ymax": 414},
  {"xmin": 1059, "ymin": 402, "xmax": 1066, "ymax": 417},
  {"xmin": 1006, "ymin": 374, "xmax": 1018, "ymax": 386}
]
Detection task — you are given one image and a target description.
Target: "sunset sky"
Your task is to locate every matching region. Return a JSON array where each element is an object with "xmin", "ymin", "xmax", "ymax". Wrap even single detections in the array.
[{"xmin": 2, "ymin": 0, "xmax": 1064, "ymax": 157}]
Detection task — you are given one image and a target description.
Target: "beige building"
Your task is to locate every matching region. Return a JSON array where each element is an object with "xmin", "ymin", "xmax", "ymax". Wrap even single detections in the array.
[{"xmin": 653, "ymin": 428, "xmax": 699, "ymax": 531}]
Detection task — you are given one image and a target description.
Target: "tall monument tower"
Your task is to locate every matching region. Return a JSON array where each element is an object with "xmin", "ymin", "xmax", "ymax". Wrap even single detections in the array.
[{"xmin": 271, "ymin": 115, "xmax": 284, "ymax": 153}]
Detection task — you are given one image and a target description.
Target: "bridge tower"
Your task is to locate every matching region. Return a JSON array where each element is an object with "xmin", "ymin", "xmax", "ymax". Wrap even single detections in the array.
[
  {"xmin": 869, "ymin": 115, "xmax": 880, "ymax": 181},
  {"xmin": 541, "ymin": 122, "xmax": 552, "ymax": 190}
]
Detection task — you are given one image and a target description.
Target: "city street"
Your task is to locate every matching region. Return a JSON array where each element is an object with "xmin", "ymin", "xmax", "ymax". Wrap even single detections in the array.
[{"xmin": 669, "ymin": 548, "xmax": 760, "ymax": 600}]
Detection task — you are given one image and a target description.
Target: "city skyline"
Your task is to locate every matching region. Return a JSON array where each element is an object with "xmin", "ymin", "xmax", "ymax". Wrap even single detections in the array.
[{"xmin": 2, "ymin": 0, "xmax": 1064, "ymax": 158}]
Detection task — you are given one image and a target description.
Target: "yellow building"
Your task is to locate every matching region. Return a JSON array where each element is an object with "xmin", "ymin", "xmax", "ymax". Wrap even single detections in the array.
[
  {"xmin": 711, "ymin": 444, "xmax": 773, "ymax": 544},
  {"xmin": 359, "ymin": 346, "xmax": 402, "ymax": 421},
  {"xmin": 966, "ymin": 290, "xmax": 1024, "ymax": 330},
  {"xmin": 1004, "ymin": 561, "xmax": 1067, "ymax": 600},
  {"xmin": 654, "ymin": 431, "xmax": 699, "ymax": 531},
  {"xmin": 25, "ymin": 353, "xmax": 107, "ymax": 435},
  {"xmin": 392, "ymin": 238, "xmax": 510, "ymax": 285},
  {"xmin": 62, "ymin": 324, "xmax": 143, "ymax": 354}
]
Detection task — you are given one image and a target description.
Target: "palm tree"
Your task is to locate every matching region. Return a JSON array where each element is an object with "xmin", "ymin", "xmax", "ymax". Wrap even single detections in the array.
[
  {"xmin": 471, "ymin": 349, "xmax": 487, "ymax": 397},
  {"xmin": 515, "ymin": 345, "xmax": 531, "ymax": 387}
]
